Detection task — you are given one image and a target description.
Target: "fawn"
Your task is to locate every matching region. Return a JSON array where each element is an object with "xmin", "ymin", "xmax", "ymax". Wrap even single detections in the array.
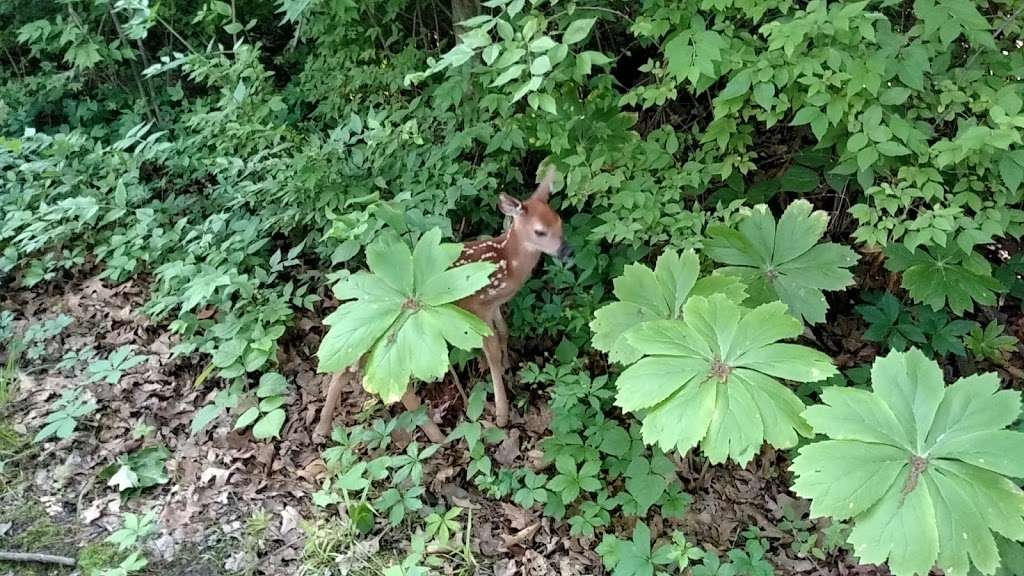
[{"xmin": 314, "ymin": 168, "xmax": 570, "ymax": 443}]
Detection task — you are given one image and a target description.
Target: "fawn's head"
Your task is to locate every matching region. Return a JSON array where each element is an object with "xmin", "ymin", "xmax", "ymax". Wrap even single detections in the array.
[{"xmin": 499, "ymin": 168, "xmax": 572, "ymax": 262}]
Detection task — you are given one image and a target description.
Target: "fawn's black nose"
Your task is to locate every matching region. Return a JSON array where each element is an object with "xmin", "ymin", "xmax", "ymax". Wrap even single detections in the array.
[{"xmin": 556, "ymin": 242, "xmax": 573, "ymax": 263}]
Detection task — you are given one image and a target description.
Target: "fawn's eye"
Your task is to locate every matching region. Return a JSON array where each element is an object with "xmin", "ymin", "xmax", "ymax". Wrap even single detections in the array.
[{"xmin": 534, "ymin": 229, "xmax": 548, "ymax": 237}]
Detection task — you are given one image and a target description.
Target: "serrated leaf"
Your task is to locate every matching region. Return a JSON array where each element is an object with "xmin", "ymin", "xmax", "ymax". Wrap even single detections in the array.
[
  {"xmin": 366, "ymin": 236, "xmax": 414, "ymax": 295},
  {"xmin": 792, "ymin": 348, "xmax": 1024, "ymax": 576},
  {"xmin": 419, "ymin": 261, "xmax": 495, "ymax": 305},
  {"xmin": 615, "ymin": 295, "xmax": 835, "ymax": 465},
  {"xmin": 316, "ymin": 301, "xmax": 402, "ymax": 373},
  {"xmin": 707, "ymin": 200, "xmax": 858, "ymax": 324}
]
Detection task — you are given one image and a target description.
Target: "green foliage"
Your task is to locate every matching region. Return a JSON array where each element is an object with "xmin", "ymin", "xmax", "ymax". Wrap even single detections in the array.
[
  {"xmin": 547, "ymin": 454, "xmax": 601, "ymax": 504},
  {"xmin": 857, "ymin": 293, "xmax": 977, "ymax": 357},
  {"xmin": 191, "ymin": 381, "xmax": 242, "ymax": 434},
  {"xmin": 102, "ymin": 445, "xmax": 171, "ymax": 497},
  {"xmin": 21, "ymin": 314, "xmax": 72, "ymax": 360},
  {"xmin": 792, "ymin": 348, "xmax": 1024, "ymax": 576},
  {"xmin": 591, "ymin": 249, "xmax": 747, "ymax": 364},
  {"xmin": 424, "ymin": 506, "xmax": 462, "ymax": 547},
  {"xmin": 614, "ymin": 295, "xmax": 835, "ymax": 465},
  {"xmin": 106, "ymin": 511, "xmax": 159, "ymax": 551},
  {"xmin": 234, "ymin": 372, "xmax": 289, "ymax": 440},
  {"xmin": 4, "ymin": 0, "xmax": 1024, "ymax": 573},
  {"xmin": 596, "ymin": 522, "xmax": 677, "ymax": 576},
  {"xmin": 33, "ymin": 387, "xmax": 97, "ymax": 443},
  {"xmin": 885, "ymin": 244, "xmax": 1004, "ymax": 315},
  {"xmin": 965, "ymin": 321, "xmax": 1019, "ymax": 363},
  {"xmin": 706, "ymin": 201, "xmax": 858, "ymax": 324},
  {"xmin": 317, "ymin": 229, "xmax": 494, "ymax": 402},
  {"xmin": 87, "ymin": 345, "xmax": 148, "ymax": 384}
]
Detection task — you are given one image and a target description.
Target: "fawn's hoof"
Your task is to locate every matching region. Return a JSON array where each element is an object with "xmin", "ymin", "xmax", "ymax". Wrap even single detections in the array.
[{"xmin": 312, "ymin": 425, "xmax": 331, "ymax": 445}]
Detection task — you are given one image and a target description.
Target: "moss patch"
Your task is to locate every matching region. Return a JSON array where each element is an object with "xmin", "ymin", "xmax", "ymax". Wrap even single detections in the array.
[
  {"xmin": 77, "ymin": 542, "xmax": 122, "ymax": 575},
  {"xmin": 0, "ymin": 501, "xmax": 75, "ymax": 575}
]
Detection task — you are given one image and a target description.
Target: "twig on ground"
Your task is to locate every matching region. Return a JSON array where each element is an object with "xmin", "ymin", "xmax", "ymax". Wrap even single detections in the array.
[{"xmin": 0, "ymin": 551, "xmax": 77, "ymax": 566}]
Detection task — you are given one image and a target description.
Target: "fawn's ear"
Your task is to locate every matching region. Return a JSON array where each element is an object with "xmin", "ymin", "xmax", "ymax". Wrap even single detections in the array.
[
  {"xmin": 499, "ymin": 193, "xmax": 523, "ymax": 216},
  {"xmin": 530, "ymin": 166, "xmax": 557, "ymax": 202}
]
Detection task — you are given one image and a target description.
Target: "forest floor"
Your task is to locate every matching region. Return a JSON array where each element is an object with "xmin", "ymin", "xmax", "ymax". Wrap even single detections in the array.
[{"xmin": 1, "ymin": 266, "xmax": 1022, "ymax": 576}]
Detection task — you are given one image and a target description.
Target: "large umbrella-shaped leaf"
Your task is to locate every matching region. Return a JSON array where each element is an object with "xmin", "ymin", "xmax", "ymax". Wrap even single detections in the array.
[
  {"xmin": 705, "ymin": 200, "xmax": 858, "ymax": 324},
  {"xmin": 590, "ymin": 249, "xmax": 747, "ymax": 365},
  {"xmin": 614, "ymin": 294, "xmax": 835, "ymax": 465},
  {"xmin": 316, "ymin": 228, "xmax": 495, "ymax": 402},
  {"xmin": 792, "ymin": 348, "xmax": 1024, "ymax": 576}
]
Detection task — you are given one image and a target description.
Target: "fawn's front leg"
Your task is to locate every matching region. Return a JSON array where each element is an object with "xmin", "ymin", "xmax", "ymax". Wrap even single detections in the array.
[
  {"xmin": 492, "ymin": 308, "xmax": 511, "ymax": 371},
  {"xmin": 481, "ymin": 332, "xmax": 510, "ymax": 427}
]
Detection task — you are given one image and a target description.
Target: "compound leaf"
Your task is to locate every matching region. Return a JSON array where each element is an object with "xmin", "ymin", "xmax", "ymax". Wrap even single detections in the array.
[
  {"xmin": 616, "ymin": 294, "xmax": 835, "ymax": 465},
  {"xmin": 706, "ymin": 200, "xmax": 858, "ymax": 324},
  {"xmin": 885, "ymin": 244, "xmax": 1004, "ymax": 316},
  {"xmin": 317, "ymin": 229, "xmax": 494, "ymax": 403},
  {"xmin": 591, "ymin": 250, "xmax": 745, "ymax": 365},
  {"xmin": 792, "ymin": 348, "xmax": 1024, "ymax": 576}
]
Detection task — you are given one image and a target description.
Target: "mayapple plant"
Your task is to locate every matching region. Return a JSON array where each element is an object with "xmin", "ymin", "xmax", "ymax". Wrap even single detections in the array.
[
  {"xmin": 792, "ymin": 348, "xmax": 1024, "ymax": 576},
  {"xmin": 317, "ymin": 229, "xmax": 496, "ymax": 402}
]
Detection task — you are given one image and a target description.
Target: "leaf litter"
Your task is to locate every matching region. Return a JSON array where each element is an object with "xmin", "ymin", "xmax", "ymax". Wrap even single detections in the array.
[{"xmin": 0, "ymin": 272, "xmax": 908, "ymax": 575}]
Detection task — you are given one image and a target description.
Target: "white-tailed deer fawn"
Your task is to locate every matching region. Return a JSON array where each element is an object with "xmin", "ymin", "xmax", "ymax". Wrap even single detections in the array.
[{"xmin": 315, "ymin": 168, "xmax": 570, "ymax": 443}]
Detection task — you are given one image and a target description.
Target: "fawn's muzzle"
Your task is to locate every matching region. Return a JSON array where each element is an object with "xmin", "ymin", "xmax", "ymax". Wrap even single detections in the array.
[{"xmin": 556, "ymin": 242, "xmax": 573, "ymax": 262}]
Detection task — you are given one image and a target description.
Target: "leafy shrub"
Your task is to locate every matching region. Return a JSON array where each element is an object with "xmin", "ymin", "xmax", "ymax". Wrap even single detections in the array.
[{"xmin": 792, "ymin": 348, "xmax": 1024, "ymax": 576}]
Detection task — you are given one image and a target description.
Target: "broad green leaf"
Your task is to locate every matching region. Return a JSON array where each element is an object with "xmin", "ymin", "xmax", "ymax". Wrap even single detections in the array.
[
  {"xmin": 870, "ymin": 347, "xmax": 944, "ymax": 452},
  {"xmin": 366, "ymin": 236, "xmax": 414, "ymax": 295},
  {"xmin": 420, "ymin": 305, "xmax": 491, "ymax": 350},
  {"xmin": 926, "ymin": 373, "xmax": 1021, "ymax": 446},
  {"xmin": 317, "ymin": 301, "xmax": 401, "ymax": 373},
  {"xmin": 803, "ymin": 387, "xmax": 911, "ymax": 449},
  {"xmin": 235, "ymin": 406, "xmax": 260, "ymax": 429},
  {"xmin": 614, "ymin": 294, "xmax": 833, "ymax": 465},
  {"xmin": 563, "ymin": 17, "xmax": 596, "ymax": 44},
  {"xmin": 614, "ymin": 356, "xmax": 709, "ymax": 411},
  {"xmin": 317, "ymin": 229, "xmax": 495, "ymax": 404},
  {"xmin": 591, "ymin": 250, "xmax": 743, "ymax": 364},
  {"xmin": 412, "ymin": 228, "xmax": 461, "ymax": 292},
  {"xmin": 847, "ymin": 469, "xmax": 939, "ymax": 576},
  {"xmin": 404, "ymin": 311, "xmax": 449, "ymax": 383},
  {"xmin": 256, "ymin": 372, "xmax": 288, "ymax": 397},
  {"xmin": 252, "ymin": 408, "xmax": 286, "ymax": 439},
  {"xmin": 793, "ymin": 349, "xmax": 1024, "ymax": 576},
  {"xmin": 707, "ymin": 200, "xmax": 858, "ymax": 324},
  {"xmin": 363, "ymin": 319, "xmax": 415, "ymax": 402},
  {"xmin": 791, "ymin": 440, "xmax": 907, "ymax": 520},
  {"xmin": 419, "ymin": 261, "xmax": 495, "ymax": 305},
  {"xmin": 638, "ymin": 376, "xmax": 717, "ymax": 454},
  {"xmin": 885, "ymin": 244, "xmax": 1004, "ymax": 315}
]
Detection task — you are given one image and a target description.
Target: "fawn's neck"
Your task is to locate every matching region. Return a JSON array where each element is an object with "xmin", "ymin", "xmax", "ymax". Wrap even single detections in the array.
[{"xmin": 502, "ymin": 220, "xmax": 542, "ymax": 281}]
